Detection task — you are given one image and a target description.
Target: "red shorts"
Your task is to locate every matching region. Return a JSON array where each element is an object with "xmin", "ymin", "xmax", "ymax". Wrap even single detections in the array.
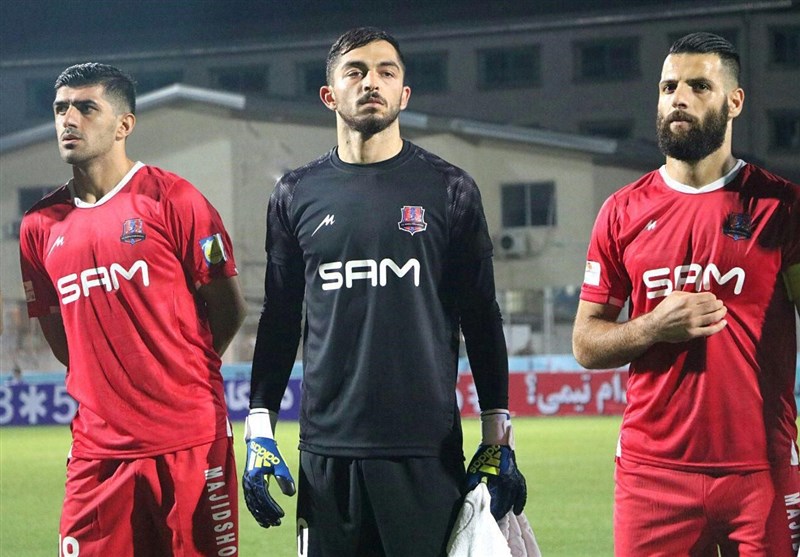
[
  {"xmin": 717, "ymin": 464, "xmax": 800, "ymax": 557},
  {"xmin": 768, "ymin": 464, "xmax": 800, "ymax": 556},
  {"xmin": 59, "ymin": 436, "xmax": 238, "ymax": 557},
  {"xmin": 614, "ymin": 458, "xmax": 773, "ymax": 557}
]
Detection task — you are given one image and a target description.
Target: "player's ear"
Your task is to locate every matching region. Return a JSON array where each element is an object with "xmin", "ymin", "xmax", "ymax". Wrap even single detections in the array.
[
  {"xmin": 320, "ymin": 85, "xmax": 336, "ymax": 111},
  {"xmin": 727, "ymin": 87, "xmax": 744, "ymax": 119},
  {"xmin": 399, "ymin": 85, "xmax": 411, "ymax": 111},
  {"xmin": 116, "ymin": 112, "xmax": 136, "ymax": 140}
]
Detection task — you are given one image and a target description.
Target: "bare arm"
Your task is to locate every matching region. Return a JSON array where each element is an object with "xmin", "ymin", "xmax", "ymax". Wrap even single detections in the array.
[
  {"xmin": 198, "ymin": 275, "xmax": 247, "ymax": 356},
  {"xmin": 38, "ymin": 313, "xmax": 69, "ymax": 366},
  {"xmin": 572, "ymin": 291, "xmax": 728, "ymax": 369}
]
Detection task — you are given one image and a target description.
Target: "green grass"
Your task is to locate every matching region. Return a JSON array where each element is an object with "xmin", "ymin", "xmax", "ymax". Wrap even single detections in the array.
[{"xmin": 0, "ymin": 416, "xmax": 621, "ymax": 557}]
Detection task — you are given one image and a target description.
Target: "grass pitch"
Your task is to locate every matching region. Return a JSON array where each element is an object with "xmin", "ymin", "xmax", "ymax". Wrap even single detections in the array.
[{"xmin": 0, "ymin": 416, "xmax": 621, "ymax": 556}]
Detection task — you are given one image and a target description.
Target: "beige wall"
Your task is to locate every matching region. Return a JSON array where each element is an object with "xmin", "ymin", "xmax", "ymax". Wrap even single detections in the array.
[
  {"xmin": 129, "ymin": 105, "xmax": 236, "ymax": 222},
  {"xmin": 0, "ymin": 102, "xmax": 641, "ymax": 300},
  {"xmin": 0, "ymin": 100, "xmax": 645, "ymax": 370},
  {"xmin": 3, "ymin": 9, "xmax": 797, "ymax": 180}
]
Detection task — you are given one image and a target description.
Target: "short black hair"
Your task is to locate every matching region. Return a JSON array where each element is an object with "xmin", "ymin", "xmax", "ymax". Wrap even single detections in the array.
[
  {"xmin": 325, "ymin": 27, "xmax": 405, "ymax": 85},
  {"xmin": 669, "ymin": 32, "xmax": 740, "ymax": 86},
  {"xmin": 54, "ymin": 63, "xmax": 137, "ymax": 114}
]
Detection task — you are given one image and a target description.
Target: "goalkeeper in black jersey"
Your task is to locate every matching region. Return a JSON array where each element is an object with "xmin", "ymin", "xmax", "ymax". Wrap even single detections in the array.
[{"xmin": 243, "ymin": 27, "xmax": 527, "ymax": 557}]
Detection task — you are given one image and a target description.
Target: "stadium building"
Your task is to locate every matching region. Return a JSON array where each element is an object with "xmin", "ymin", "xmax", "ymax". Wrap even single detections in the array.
[{"xmin": 1, "ymin": 0, "xmax": 798, "ymax": 372}]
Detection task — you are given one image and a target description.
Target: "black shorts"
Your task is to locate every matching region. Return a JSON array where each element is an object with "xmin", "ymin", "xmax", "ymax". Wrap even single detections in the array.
[{"xmin": 297, "ymin": 451, "xmax": 465, "ymax": 557}]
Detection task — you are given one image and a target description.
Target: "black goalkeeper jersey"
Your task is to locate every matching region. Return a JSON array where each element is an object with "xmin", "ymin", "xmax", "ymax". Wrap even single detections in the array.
[{"xmin": 251, "ymin": 140, "xmax": 509, "ymax": 458}]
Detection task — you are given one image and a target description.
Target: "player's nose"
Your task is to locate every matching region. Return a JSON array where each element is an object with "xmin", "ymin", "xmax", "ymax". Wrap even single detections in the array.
[
  {"xmin": 671, "ymin": 83, "xmax": 691, "ymax": 109},
  {"xmin": 362, "ymin": 70, "xmax": 379, "ymax": 91}
]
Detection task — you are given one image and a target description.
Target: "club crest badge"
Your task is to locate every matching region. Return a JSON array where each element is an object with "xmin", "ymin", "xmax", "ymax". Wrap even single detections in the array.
[
  {"xmin": 120, "ymin": 218, "xmax": 146, "ymax": 244},
  {"xmin": 722, "ymin": 212, "xmax": 752, "ymax": 240},
  {"xmin": 199, "ymin": 233, "xmax": 228, "ymax": 266},
  {"xmin": 398, "ymin": 206, "xmax": 428, "ymax": 236}
]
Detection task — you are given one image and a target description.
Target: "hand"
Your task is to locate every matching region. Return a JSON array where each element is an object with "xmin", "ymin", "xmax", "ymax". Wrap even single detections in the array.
[
  {"xmin": 465, "ymin": 445, "xmax": 527, "ymax": 520},
  {"xmin": 242, "ymin": 436, "xmax": 296, "ymax": 528},
  {"xmin": 648, "ymin": 291, "xmax": 728, "ymax": 343}
]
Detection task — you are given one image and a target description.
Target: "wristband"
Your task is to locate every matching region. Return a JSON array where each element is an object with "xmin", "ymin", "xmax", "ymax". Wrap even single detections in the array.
[
  {"xmin": 245, "ymin": 408, "xmax": 278, "ymax": 440},
  {"xmin": 481, "ymin": 409, "xmax": 514, "ymax": 449}
]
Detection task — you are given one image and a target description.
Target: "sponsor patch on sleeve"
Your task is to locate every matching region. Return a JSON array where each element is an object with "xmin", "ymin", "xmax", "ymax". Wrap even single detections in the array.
[
  {"xmin": 199, "ymin": 233, "xmax": 228, "ymax": 266},
  {"xmin": 23, "ymin": 281, "xmax": 36, "ymax": 303},
  {"xmin": 583, "ymin": 261, "xmax": 601, "ymax": 286}
]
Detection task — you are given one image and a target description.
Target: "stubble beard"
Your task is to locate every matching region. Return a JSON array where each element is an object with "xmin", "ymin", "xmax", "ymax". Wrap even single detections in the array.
[
  {"xmin": 340, "ymin": 104, "xmax": 401, "ymax": 138},
  {"xmin": 656, "ymin": 101, "xmax": 729, "ymax": 163},
  {"xmin": 59, "ymin": 148, "xmax": 90, "ymax": 166}
]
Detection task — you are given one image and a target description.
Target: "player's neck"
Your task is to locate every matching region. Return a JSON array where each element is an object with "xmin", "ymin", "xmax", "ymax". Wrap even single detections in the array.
[
  {"xmin": 71, "ymin": 154, "xmax": 136, "ymax": 204},
  {"xmin": 336, "ymin": 121, "xmax": 403, "ymax": 164},
  {"xmin": 664, "ymin": 148, "xmax": 738, "ymax": 189}
]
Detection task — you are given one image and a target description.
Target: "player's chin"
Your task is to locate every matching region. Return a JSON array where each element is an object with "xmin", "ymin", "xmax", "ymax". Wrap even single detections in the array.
[{"xmin": 59, "ymin": 149, "xmax": 84, "ymax": 165}]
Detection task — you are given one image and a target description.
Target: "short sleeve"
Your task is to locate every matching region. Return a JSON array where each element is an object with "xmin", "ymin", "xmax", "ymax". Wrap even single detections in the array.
[
  {"xmin": 579, "ymin": 195, "xmax": 631, "ymax": 308},
  {"xmin": 163, "ymin": 180, "xmax": 238, "ymax": 289},
  {"xmin": 19, "ymin": 214, "xmax": 60, "ymax": 317},
  {"xmin": 782, "ymin": 183, "xmax": 800, "ymax": 270}
]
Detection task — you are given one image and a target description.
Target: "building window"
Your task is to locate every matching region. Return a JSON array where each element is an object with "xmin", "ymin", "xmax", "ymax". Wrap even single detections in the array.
[
  {"xmin": 298, "ymin": 61, "xmax": 326, "ymax": 96},
  {"xmin": 404, "ymin": 52, "xmax": 448, "ymax": 93},
  {"xmin": 501, "ymin": 182, "xmax": 556, "ymax": 227},
  {"xmin": 574, "ymin": 37, "xmax": 640, "ymax": 82},
  {"xmin": 478, "ymin": 45, "xmax": 541, "ymax": 89},
  {"xmin": 769, "ymin": 111, "xmax": 800, "ymax": 152},
  {"xmin": 134, "ymin": 70, "xmax": 183, "ymax": 93},
  {"xmin": 579, "ymin": 119, "xmax": 633, "ymax": 140},
  {"xmin": 770, "ymin": 26, "xmax": 800, "ymax": 68},
  {"xmin": 25, "ymin": 78, "xmax": 54, "ymax": 119},
  {"xmin": 210, "ymin": 65, "xmax": 269, "ymax": 94},
  {"xmin": 667, "ymin": 29, "xmax": 739, "ymax": 50}
]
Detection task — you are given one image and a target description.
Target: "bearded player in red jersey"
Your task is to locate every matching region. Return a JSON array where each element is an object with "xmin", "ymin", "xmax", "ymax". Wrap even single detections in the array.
[
  {"xmin": 19, "ymin": 63, "xmax": 247, "ymax": 556},
  {"xmin": 573, "ymin": 33, "xmax": 800, "ymax": 556}
]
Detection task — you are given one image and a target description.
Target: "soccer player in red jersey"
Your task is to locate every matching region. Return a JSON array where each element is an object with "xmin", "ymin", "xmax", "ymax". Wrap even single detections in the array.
[
  {"xmin": 573, "ymin": 33, "xmax": 800, "ymax": 556},
  {"xmin": 18, "ymin": 63, "xmax": 247, "ymax": 556}
]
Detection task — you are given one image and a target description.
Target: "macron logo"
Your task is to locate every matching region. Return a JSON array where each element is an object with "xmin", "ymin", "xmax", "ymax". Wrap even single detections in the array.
[
  {"xmin": 312, "ymin": 214, "xmax": 335, "ymax": 236},
  {"xmin": 47, "ymin": 236, "xmax": 65, "ymax": 258}
]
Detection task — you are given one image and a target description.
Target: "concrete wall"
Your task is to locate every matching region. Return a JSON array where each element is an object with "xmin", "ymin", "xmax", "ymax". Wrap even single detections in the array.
[
  {"xmin": 0, "ymin": 100, "xmax": 647, "ymax": 370},
  {"xmin": 3, "ymin": 8, "xmax": 796, "ymax": 177}
]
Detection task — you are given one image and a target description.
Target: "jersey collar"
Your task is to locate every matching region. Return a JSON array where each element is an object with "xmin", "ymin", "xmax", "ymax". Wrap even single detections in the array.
[
  {"xmin": 70, "ymin": 161, "xmax": 145, "ymax": 208},
  {"xmin": 658, "ymin": 159, "xmax": 745, "ymax": 194}
]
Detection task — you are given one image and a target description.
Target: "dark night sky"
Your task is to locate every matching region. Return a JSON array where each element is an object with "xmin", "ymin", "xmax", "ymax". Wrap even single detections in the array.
[{"xmin": 0, "ymin": 0, "xmax": 752, "ymax": 61}]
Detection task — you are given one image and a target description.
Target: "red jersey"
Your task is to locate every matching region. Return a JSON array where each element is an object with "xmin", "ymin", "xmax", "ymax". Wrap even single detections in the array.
[
  {"xmin": 19, "ymin": 163, "xmax": 238, "ymax": 458},
  {"xmin": 580, "ymin": 161, "xmax": 800, "ymax": 473}
]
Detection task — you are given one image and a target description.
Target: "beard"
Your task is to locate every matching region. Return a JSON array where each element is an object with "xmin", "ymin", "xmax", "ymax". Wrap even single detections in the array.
[
  {"xmin": 339, "ymin": 93, "xmax": 402, "ymax": 137},
  {"xmin": 656, "ymin": 100, "xmax": 729, "ymax": 162}
]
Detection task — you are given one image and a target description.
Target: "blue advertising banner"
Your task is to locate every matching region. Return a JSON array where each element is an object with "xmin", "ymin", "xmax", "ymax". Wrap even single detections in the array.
[
  {"xmin": 0, "ymin": 378, "xmax": 302, "ymax": 427},
  {"xmin": 2, "ymin": 355, "xmax": 799, "ymax": 426}
]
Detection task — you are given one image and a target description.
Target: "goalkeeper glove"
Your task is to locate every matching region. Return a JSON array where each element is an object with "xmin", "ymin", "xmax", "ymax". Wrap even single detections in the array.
[
  {"xmin": 465, "ymin": 409, "xmax": 527, "ymax": 520},
  {"xmin": 242, "ymin": 409, "xmax": 296, "ymax": 528}
]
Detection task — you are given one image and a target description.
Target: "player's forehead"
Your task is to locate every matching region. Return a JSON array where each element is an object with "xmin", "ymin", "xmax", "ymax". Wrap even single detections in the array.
[
  {"xmin": 660, "ymin": 53, "xmax": 725, "ymax": 83},
  {"xmin": 335, "ymin": 40, "xmax": 403, "ymax": 71},
  {"xmin": 54, "ymin": 83, "xmax": 109, "ymax": 105}
]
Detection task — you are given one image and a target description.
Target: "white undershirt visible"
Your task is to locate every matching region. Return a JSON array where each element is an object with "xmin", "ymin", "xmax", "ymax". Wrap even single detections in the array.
[
  {"xmin": 69, "ymin": 161, "xmax": 145, "ymax": 208},
  {"xmin": 658, "ymin": 159, "xmax": 745, "ymax": 194}
]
